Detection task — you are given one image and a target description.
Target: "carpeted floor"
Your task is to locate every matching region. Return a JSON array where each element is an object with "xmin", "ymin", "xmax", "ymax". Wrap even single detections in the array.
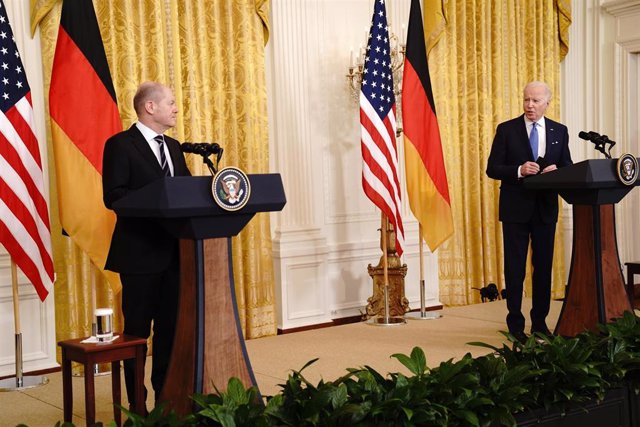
[{"xmin": 0, "ymin": 298, "xmax": 560, "ymax": 427}]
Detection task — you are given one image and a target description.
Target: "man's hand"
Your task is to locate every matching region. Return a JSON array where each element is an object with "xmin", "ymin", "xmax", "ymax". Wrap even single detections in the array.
[
  {"xmin": 541, "ymin": 164, "xmax": 557, "ymax": 173},
  {"xmin": 521, "ymin": 161, "xmax": 540, "ymax": 176}
]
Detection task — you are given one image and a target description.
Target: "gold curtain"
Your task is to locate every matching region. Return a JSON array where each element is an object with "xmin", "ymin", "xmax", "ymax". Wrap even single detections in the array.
[
  {"xmin": 427, "ymin": 0, "xmax": 571, "ymax": 305},
  {"xmin": 32, "ymin": 0, "xmax": 276, "ymax": 348}
]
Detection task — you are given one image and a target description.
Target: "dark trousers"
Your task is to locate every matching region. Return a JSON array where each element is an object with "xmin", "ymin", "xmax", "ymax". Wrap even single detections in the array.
[
  {"xmin": 120, "ymin": 259, "xmax": 180, "ymax": 408},
  {"xmin": 502, "ymin": 217, "xmax": 556, "ymax": 334}
]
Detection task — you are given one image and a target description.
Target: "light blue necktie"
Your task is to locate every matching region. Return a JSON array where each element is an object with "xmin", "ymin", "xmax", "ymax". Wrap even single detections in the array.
[{"xmin": 529, "ymin": 122, "xmax": 538, "ymax": 159}]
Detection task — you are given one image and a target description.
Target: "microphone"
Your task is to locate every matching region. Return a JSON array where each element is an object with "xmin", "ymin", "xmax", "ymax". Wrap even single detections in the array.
[
  {"xmin": 579, "ymin": 131, "xmax": 615, "ymax": 159},
  {"xmin": 181, "ymin": 142, "xmax": 222, "ymax": 156},
  {"xmin": 578, "ymin": 131, "xmax": 607, "ymax": 144},
  {"xmin": 578, "ymin": 130, "xmax": 597, "ymax": 141},
  {"xmin": 181, "ymin": 142, "xmax": 224, "ymax": 175}
]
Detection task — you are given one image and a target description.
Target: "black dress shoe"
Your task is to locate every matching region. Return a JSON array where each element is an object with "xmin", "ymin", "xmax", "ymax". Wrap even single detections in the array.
[
  {"xmin": 129, "ymin": 405, "xmax": 149, "ymax": 417},
  {"xmin": 531, "ymin": 327, "xmax": 553, "ymax": 337},
  {"xmin": 511, "ymin": 331, "xmax": 528, "ymax": 344}
]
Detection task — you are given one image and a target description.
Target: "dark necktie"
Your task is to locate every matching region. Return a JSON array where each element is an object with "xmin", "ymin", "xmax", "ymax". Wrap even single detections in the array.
[
  {"xmin": 154, "ymin": 135, "xmax": 171, "ymax": 176},
  {"xmin": 529, "ymin": 122, "xmax": 539, "ymax": 159}
]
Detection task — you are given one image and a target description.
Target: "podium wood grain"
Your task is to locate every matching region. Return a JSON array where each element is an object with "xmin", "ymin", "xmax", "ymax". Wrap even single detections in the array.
[
  {"xmin": 111, "ymin": 175, "xmax": 285, "ymax": 415},
  {"xmin": 555, "ymin": 205, "xmax": 632, "ymax": 336},
  {"xmin": 201, "ymin": 239, "xmax": 254, "ymax": 395},
  {"xmin": 159, "ymin": 238, "xmax": 254, "ymax": 415}
]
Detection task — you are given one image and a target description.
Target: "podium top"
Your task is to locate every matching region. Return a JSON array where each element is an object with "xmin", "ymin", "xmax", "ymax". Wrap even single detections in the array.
[
  {"xmin": 524, "ymin": 158, "xmax": 640, "ymax": 190},
  {"xmin": 112, "ymin": 174, "xmax": 286, "ymax": 218}
]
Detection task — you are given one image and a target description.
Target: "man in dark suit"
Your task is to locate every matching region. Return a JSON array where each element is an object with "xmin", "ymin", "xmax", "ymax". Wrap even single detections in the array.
[
  {"xmin": 486, "ymin": 81, "xmax": 572, "ymax": 343},
  {"xmin": 102, "ymin": 81, "xmax": 191, "ymax": 409}
]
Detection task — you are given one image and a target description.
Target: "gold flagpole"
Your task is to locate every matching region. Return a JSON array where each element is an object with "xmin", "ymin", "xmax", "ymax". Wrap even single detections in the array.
[
  {"xmin": 369, "ymin": 213, "xmax": 405, "ymax": 326},
  {"xmin": 419, "ymin": 226, "xmax": 425, "ymax": 316},
  {"xmin": 382, "ymin": 215, "xmax": 390, "ymax": 323},
  {"xmin": 0, "ymin": 259, "xmax": 49, "ymax": 391}
]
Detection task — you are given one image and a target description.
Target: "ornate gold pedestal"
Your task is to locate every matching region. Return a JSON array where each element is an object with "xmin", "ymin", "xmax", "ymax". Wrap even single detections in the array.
[{"xmin": 365, "ymin": 222, "xmax": 409, "ymax": 318}]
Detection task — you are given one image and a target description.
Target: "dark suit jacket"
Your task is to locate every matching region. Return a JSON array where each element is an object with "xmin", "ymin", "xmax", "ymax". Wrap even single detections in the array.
[
  {"xmin": 102, "ymin": 125, "xmax": 191, "ymax": 274},
  {"xmin": 486, "ymin": 114, "xmax": 572, "ymax": 224}
]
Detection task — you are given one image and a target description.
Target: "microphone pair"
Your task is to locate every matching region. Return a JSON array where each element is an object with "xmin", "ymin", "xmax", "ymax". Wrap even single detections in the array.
[
  {"xmin": 181, "ymin": 142, "xmax": 222, "ymax": 157},
  {"xmin": 579, "ymin": 130, "xmax": 615, "ymax": 159},
  {"xmin": 180, "ymin": 142, "xmax": 224, "ymax": 175},
  {"xmin": 578, "ymin": 131, "xmax": 615, "ymax": 147},
  {"xmin": 180, "ymin": 142, "xmax": 222, "ymax": 157}
]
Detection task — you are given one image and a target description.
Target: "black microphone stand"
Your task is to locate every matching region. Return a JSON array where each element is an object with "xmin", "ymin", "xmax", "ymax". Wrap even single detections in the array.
[
  {"xmin": 201, "ymin": 155, "xmax": 217, "ymax": 176},
  {"xmin": 594, "ymin": 137, "xmax": 615, "ymax": 159},
  {"xmin": 183, "ymin": 143, "xmax": 223, "ymax": 175},
  {"xmin": 581, "ymin": 131, "xmax": 615, "ymax": 159},
  {"xmin": 593, "ymin": 140, "xmax": 609, "ymax": 158},
  {"xmin": 605, "ymin": 139, "xmax": 616, "ymax": 159}
]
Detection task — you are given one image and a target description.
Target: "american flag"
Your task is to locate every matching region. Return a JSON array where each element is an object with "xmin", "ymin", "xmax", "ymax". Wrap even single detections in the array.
[
  {"xmin": 0, "ymin": 0, "xmax": 54, "ymax": 301},
  {"xmin": 360, "ymin": 0, "xmax": 404, "ymax": 256}
]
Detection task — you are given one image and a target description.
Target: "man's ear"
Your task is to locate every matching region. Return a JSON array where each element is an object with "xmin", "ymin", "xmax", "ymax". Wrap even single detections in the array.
[{"xmin": 144, "ymin": 100, "xmax": 155, "ymax": 115}]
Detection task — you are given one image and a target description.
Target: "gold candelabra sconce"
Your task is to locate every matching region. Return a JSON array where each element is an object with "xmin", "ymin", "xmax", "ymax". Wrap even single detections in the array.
[{"xmin": 346, "ymin": 29, "xmax": 406, "ymax": 136}]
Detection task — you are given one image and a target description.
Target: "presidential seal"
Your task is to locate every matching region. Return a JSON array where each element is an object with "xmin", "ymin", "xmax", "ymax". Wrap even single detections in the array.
[
  {"xmin": 616, "ymin": 153, "xmax": 638, "ymax": 186},
  {"xmin": 211, "ymin": 167, "xmax": 251, "ymax": 211}
]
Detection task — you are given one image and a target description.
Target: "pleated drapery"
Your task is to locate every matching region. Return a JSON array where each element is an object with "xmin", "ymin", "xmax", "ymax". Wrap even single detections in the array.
[
  {"xmin": 31, "ymin": 0, "xmax": 276, "ymax": 354},
  {"xmin": 424, "ymin": 0, "xmax": 571, "ymax": 305},
  {"xmin": 29, "ymin": 0, "xmax": 572, "ymax": 354}
]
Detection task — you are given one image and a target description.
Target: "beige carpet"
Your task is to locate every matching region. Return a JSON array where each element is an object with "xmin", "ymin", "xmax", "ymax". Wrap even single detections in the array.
[
  {"xmin": 0, "ymin": 298, "xmax": 560, "ymax": 426},
  {"xmin": 247, "ymin": 299, "xmax": 561, "ymax": 396}
]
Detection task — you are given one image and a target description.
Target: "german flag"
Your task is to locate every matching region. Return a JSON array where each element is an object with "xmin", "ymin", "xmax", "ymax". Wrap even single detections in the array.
[
  {"xmin": 49, "ymin": 0, "xmax": 122, "ymax": 291},
  {"xmin": 401, "ymin": 0, "xmax": 453, "ymax": 251}
]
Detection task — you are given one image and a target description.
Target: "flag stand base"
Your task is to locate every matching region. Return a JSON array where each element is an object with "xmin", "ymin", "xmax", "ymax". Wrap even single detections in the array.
[
  {"xmin": 0, "ymin": 375, "xmax": 48, "ymax": 392},
  {"xmin": 405, "ymin": 279, "xmax": 442, "ymax": 320},
  {"xmin": 0, "ymin": 333, "xmax": 50, "ymax": 391},
  {"xmin": 405, "ymin": 311, "xmax": 442, "ymax": 320},
  {"xmin": 366, "ymin": 285, "xmax": 406, "ymax": 326},
  {"xmin": 367, "ymin": 316, "xmax": 406, "ymax": 326}
]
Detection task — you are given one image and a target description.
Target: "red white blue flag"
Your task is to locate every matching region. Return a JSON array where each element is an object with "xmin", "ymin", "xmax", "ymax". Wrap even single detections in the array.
[
  {"xmin": 0, "ymin": 0, "xmax": 54, "ymax": 301},
  {"xmin": 360, "ymin": 0, "xmax": 405, "ymax": 256}
]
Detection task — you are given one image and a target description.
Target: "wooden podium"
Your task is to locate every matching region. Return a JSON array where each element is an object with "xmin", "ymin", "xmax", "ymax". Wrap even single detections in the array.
[
  {"xmin": 112, "ymin": 174, "xmax": 286, "ymax": 414},
  {"xmin": 525, "ymin": 159, "xmax": 637, "ymax": 336}
]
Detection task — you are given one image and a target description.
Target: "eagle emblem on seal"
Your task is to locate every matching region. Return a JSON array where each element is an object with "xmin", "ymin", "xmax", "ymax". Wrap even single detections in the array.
[
  {"xmin": 211, "ymin": 167, "xmax": 251, "ymax": 211},
  {"xmin": 220, "ymin": 175, "xmax": 244, "ymax": 204}
]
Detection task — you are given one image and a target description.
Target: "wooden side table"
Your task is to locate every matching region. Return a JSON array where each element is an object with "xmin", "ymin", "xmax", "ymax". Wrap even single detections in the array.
[
  {"xmin": 59, "ymin": 334, "xmax": 147, "ymax": 427},
  {"xmin": 625, "ymin": 261, "xmax": 640, "ymax": 306}
]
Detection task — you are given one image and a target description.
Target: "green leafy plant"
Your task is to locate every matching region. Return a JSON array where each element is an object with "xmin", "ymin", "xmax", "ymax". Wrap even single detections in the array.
[
  {"xmin": 596, "ymin": 311, "xmax": 640, "ymax": 393},
  {"xmin": 41, "ymin": 311, "xmax": 640, "ymax": 427},
  {"xmin": 189, "ymin": 378, "xmax": 267, "ymax": 427},
  {"xmin": 470, "ymin": 331, "xmax": 611, "ymax": 413},
  {"xmin": 121, "ymin": 403, "xmax": 183, "ymax": 427}
]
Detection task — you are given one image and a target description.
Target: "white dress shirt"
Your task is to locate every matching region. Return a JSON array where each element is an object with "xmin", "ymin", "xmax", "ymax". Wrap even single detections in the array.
[{"xmin": 135, "ymin": 121, "xmax": 174, "ymax": 176}]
